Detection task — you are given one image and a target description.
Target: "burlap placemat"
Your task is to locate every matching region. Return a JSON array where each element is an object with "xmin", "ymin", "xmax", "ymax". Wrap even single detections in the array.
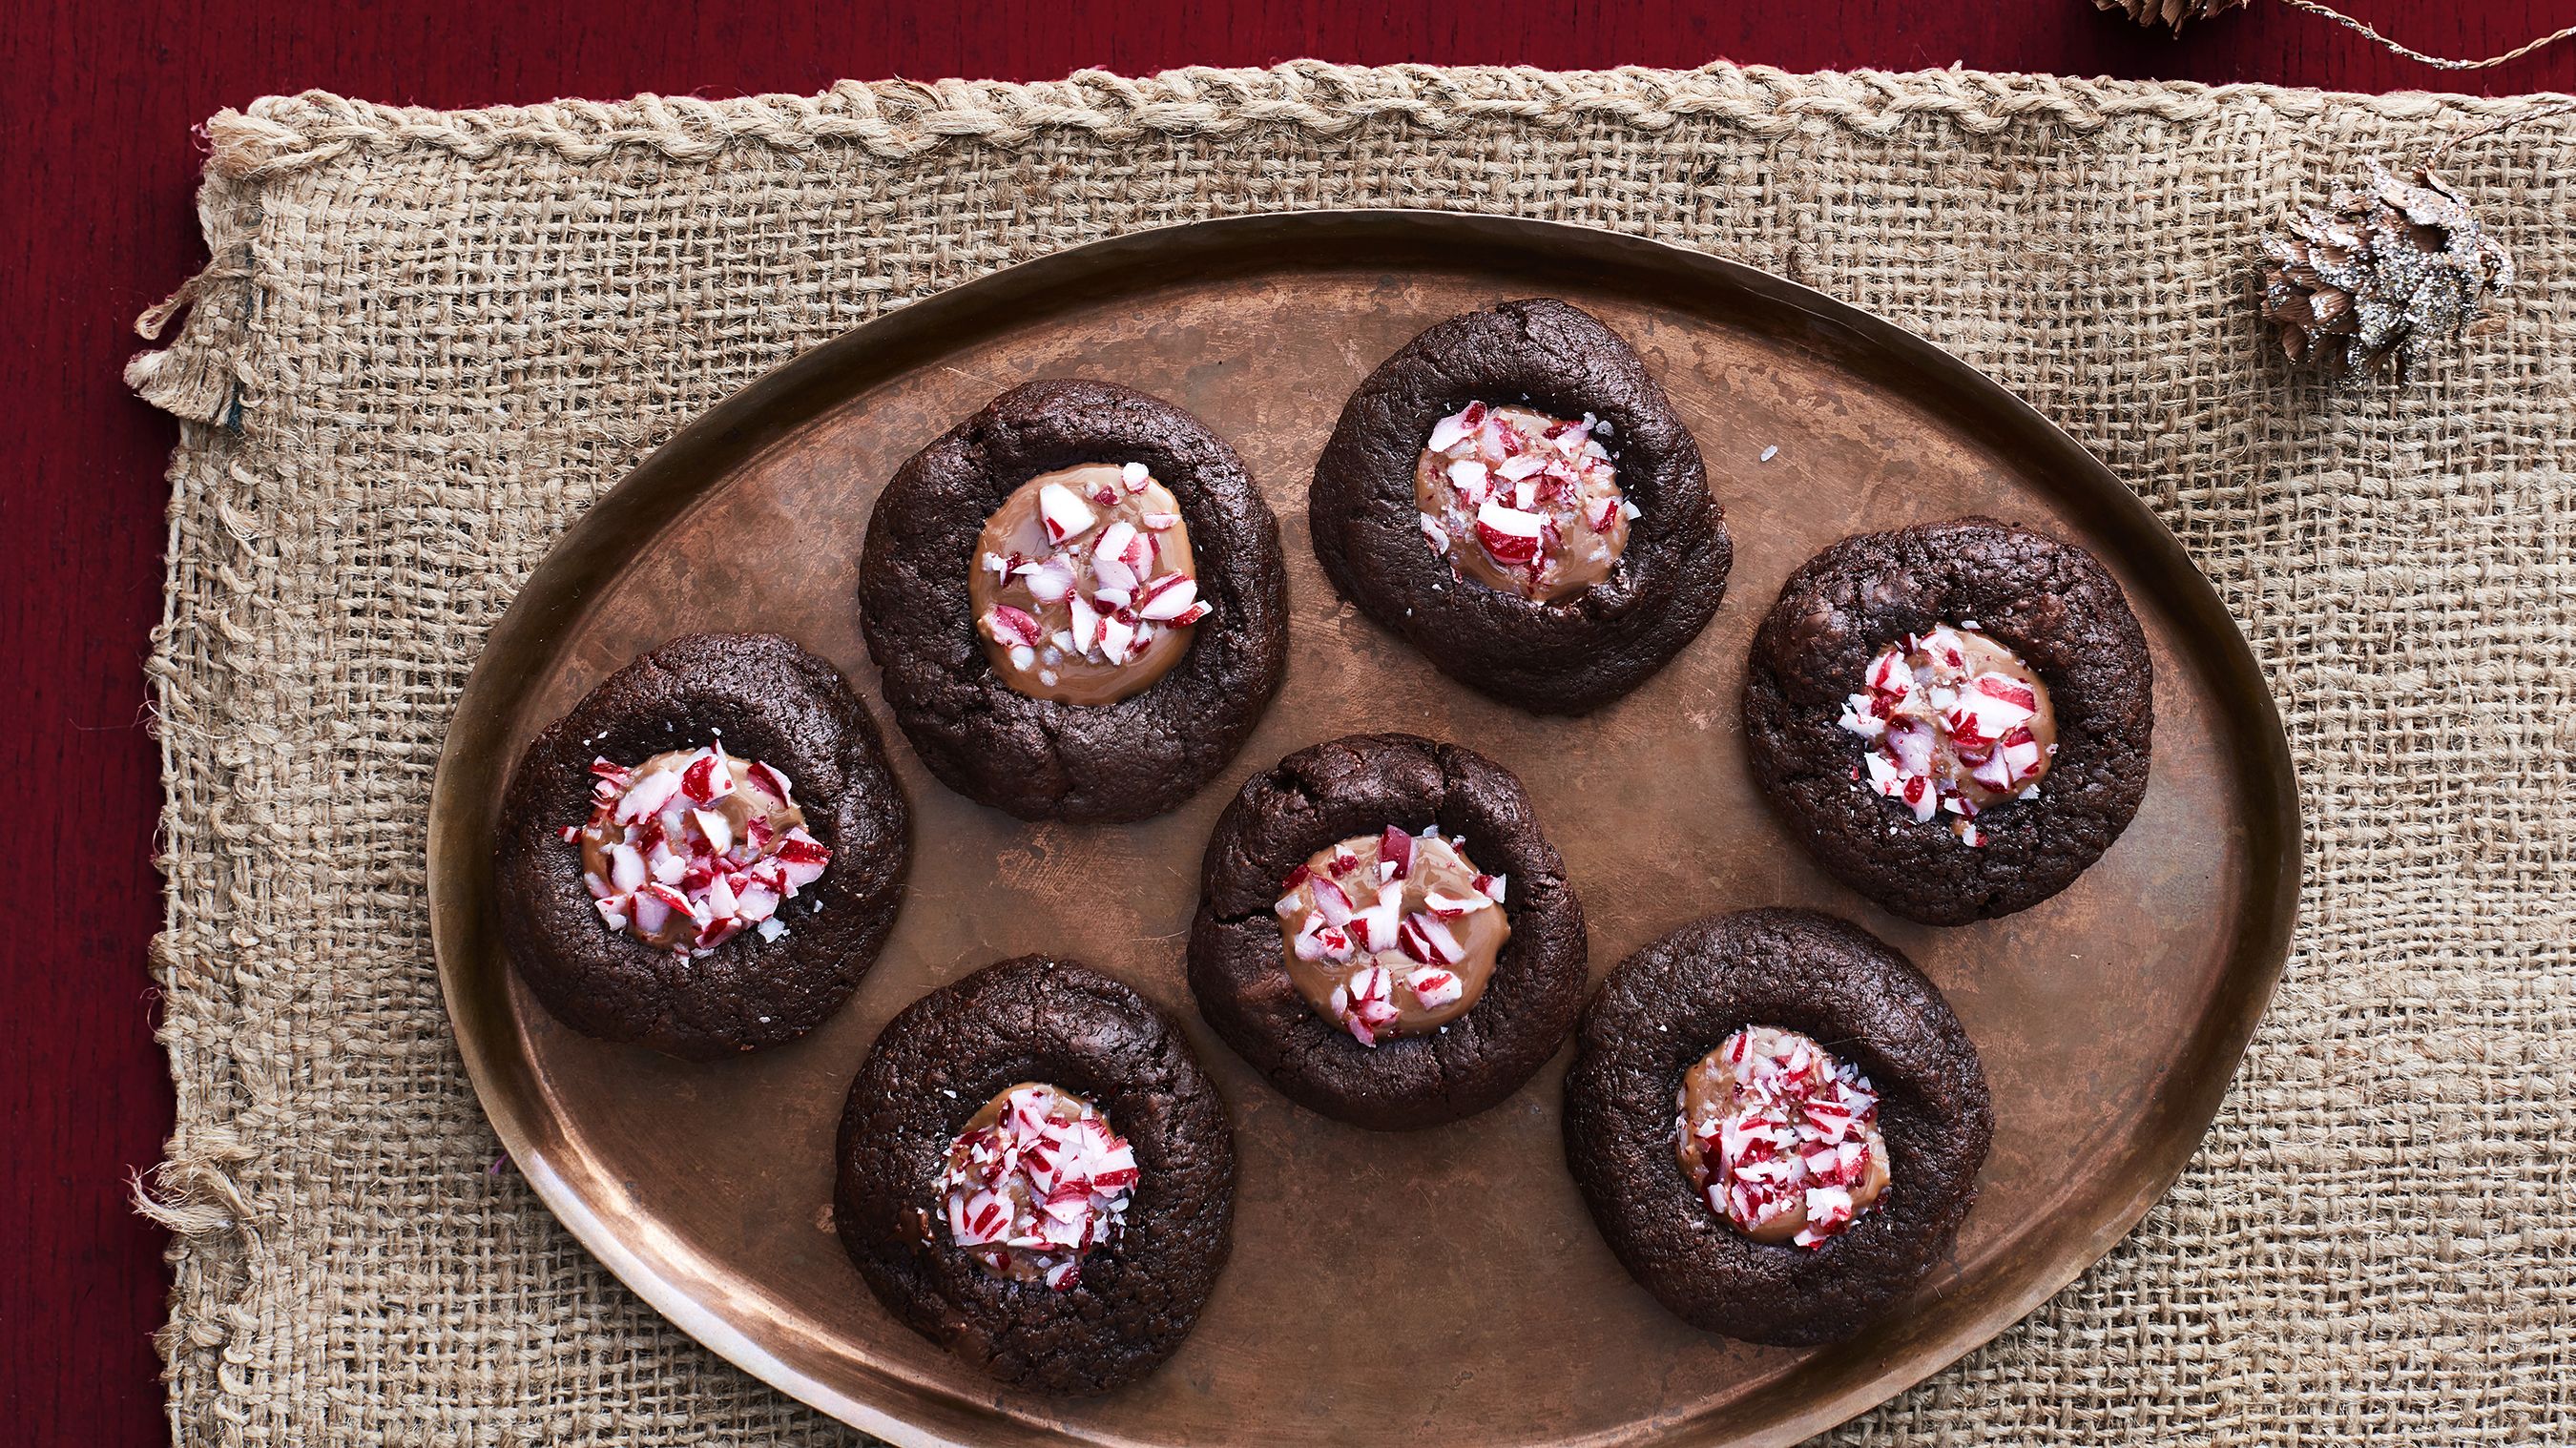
[{"xmin": 131, "ymin": 62, "xmax": 2574, "ymax": 1444}]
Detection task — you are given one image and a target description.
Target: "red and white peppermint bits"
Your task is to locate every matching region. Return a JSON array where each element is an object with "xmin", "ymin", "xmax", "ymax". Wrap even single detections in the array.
[
  {"xmin": 1416, "ymin": 401, "xmax": 1633, "ymax": 602},
  {"xmin": 1676, "ymin": 1026, "xmax": 1889, "ymax": 1251},
  {"xmin": 1837, "ymin": 623, "xmax": 2060, "ymax": 846},
  {"xmin": 976, "ymin": 463, "xmax": 1211, "ymax": 683},
  {"xmin": 1274, "ymin": 827, "xmax": 1506, "ymax": 1046},
  {"xmin": 571, "ymin": 741, "xmax": 828, "ymax": 957},
  {"xmin": 937, "ymin": 1084, "xmax": 1140, "ymax": 1291},
  {"xmin": 1036, "ymin": 482, "xmax": 1096, "ymax": 545}
]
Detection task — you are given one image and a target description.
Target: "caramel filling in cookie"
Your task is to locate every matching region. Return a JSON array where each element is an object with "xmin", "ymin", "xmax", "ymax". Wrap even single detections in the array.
[
  {"xmin": 1676, "ymin": 1026, "xmax": 1890, "ymax": 1250},
  {"xmin": 936, "ymin": 1082, "xmax": 1141, "ymax": 1292},
  {"xmin": 571, "ymin": 742, "xmax": 830, "ymax": 954},
  {"xmin": 968, "ymin": 463, "xmax": 1212, "ymax": 706},
  {"xmin": 1273, "ymin": 827, "xmax": 1509, "ymax": 1046},
  {"xmin": 1414, "ymin": 401, "xmax": 1633, "ymax": 603},
  {"xmin": 1837, "ymin": 623, "xmax": 2060, "ymax": 846}
]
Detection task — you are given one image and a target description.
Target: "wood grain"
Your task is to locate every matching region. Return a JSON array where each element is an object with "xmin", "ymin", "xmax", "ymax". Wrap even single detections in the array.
[{"xmin": 7, "ymin": 0, "xmax": 2568, "ymax": 1440}]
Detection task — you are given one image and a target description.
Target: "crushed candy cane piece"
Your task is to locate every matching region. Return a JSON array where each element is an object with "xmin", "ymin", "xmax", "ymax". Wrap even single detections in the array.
[
  {"xmin": 936, "ymin": 1083, "xmax": 1138, "ymax": 1289},
  {"xmin": 1415, "ymin": 401, "xmax": 1629, "ymax": 602},
  {"xmin": 568, "ymin": 743, "xmax": 828, "ymax": 958},
  {"xmin": 1037, "ymin": 483, "xmax": 1096, "ymax": 543},
  {"xmin": 1275, "ymin": 826, "xmax": 1508, "ymax": 1046},
  {"xmin": 1676, "ymin": 1025, "xmax": 1889, "ymax": 1250},
  {"xmin": 1836, "ymin": 623, "xmax": 2061, "ymax": 846},
  {"xmin": 967, "ymin": 463, "xmax": 1213, "ymax": 704}
]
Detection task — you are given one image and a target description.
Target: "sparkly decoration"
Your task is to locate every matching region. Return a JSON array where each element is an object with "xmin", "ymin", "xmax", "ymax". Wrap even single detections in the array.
[
  {"xmin": 2093, "ymin": 0, "xmax": 2246, "ymax": 31},
  {"xmin": 2260, "ymin": 163, "xmax": 2513, "ymax": 383},
  {"xmin": 2094, "ymin": 0, "xmax": 2576, "ymax": 70}
]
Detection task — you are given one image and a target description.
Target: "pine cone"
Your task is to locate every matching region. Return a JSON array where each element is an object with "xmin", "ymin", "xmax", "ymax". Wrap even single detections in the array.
[
  {"xmin": 2260, "ymin": 163, "xmax": 2514, "ymax": 382},
  {"xmin": 2093, "ymin": 0, "xmax": 2249, "ymax": 31}
]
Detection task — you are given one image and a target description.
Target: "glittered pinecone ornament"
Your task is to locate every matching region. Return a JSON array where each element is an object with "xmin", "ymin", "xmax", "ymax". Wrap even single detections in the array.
[
  {"xmin": 2260, "ymin": 162, "xmax": 2514, "ymax": 382},
  {"xmin": 2093, "ymin": 0, "xmax": 2249, "ymax": 31}
]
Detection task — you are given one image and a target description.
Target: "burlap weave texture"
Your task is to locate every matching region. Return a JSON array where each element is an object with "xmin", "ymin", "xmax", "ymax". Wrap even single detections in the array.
[{"xmin": 131, "ymin": 63, "xmax": 2575, "ymax": 1444}]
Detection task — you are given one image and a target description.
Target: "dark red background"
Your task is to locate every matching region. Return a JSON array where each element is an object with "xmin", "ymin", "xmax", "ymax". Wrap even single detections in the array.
[{"xmin": 10, "ymin": 1, "xmax": 2568, "ymax": 1438}]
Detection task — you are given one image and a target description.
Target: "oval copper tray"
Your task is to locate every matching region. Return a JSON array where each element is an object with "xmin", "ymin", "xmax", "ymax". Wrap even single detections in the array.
[{"xmin": 428, "ymin": 212, "xmax": 2299, "ymax": 1448}]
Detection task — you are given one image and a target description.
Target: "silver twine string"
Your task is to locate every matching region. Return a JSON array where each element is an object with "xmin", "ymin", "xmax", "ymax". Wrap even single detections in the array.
[{"xmin": 2273, "ymin": 0, "xmax": 2576, "ymax": 71}]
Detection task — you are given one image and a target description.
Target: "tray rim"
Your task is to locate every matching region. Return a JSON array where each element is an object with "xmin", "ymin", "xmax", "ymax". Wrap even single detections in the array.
[{"xmin": 426, "ymin": 208, "xmax": 2302, "ymax": 1448}]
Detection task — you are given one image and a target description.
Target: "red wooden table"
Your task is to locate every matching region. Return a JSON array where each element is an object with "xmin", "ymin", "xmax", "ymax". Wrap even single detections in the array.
[{"xmin": 10, "ymin": 1, "xmax": 2568, "ymax": 1438}]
